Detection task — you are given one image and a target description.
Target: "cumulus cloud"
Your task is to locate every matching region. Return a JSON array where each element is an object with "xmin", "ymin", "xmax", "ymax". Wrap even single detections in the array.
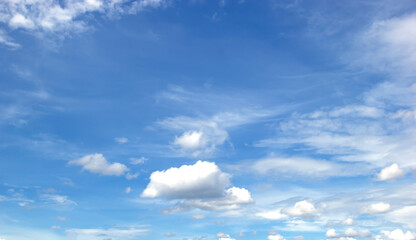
[
  {"xmin": 66, "ymin": 227, "xmax": 148, "ymax": 240},
  {"xmin": 267, "ymin": 233, "xmax": 286, "ymax": 240},
  {"xmin": 174, "ymin": 186, "xmax": 253, "ymax": 211},
  {"xmin": 326, "ymin": 228, "xmax": 371, "ymax": 239},
  {"xmin": 341, "ymin": 218, "xmax": 354, "ymax": 226},
  {"xmin": 158, "ymin": 116, "xmax": 229, "ymax": 157},
  {"xmin": 216, "ymin": 232, "xmax": 235, "ymax": 240},
  {"xmin": 141, "ymin": 161, "xmax": 230, "ymax": 198},
  {"xmin": 282, "ymin": 200, "xmax": 318, "ymax": 219},
  {"xmin": 257, "ymin": 200, "xmax": 318, "ymax": 221},
  {"xmin": 155, "ymin": 102, "xmax": 284, "ymax": 157},
  {"xmin": 377, "ymin": 163, "xmax": 405, "ymax": 181},
  {"xmin": 376, "ymin": 229, "xmax": 415, "ymax": 240},
  {"xmin": 141, "ymin": 161, "xmax": 253, "ymax": 211},
  {"xmin": 69, "ymin": 153, "xmax": 129, "ymax": 176},
  {"xmin": 173, "ymin": 131, "xmax": 204, "ymax": 149},
  {"xmin": 362, "ymin": 202, "xmax": 390, "ymax": 215}
]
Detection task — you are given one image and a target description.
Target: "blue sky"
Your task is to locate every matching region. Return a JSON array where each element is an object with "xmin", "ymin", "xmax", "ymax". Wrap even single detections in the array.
[{"xmin": 1, "ymin": 0, "xmax": 416, "ymax": 240}]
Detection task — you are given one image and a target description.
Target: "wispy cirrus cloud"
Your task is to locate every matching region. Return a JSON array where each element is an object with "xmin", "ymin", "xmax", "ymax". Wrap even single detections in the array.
[{"xmin": 66, "ymin": 226, "xmax": 149, "ymax": 240}]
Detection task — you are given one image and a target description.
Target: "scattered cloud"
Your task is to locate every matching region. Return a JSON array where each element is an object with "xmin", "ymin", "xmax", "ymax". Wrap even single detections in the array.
[
  {"xmin": 387, "ymin": 205, "xmax": 416, "ymax": 229},
  {"xmin": 125, "ymin": 187, "xmax": 132, "ymax": 194},
  {"xmin": 0, "ymin": 29, "xmax": 20, "ymax": 49},
  {"xmin": 192, "ymin": 214, "xmax": 206, "ymax": 220},
  {"xmin": 129, "ymin": 157, "xmax": 148, "ymax": 165},
  {"xmin": 173, "ymin": 131, "xmax": 204, "ymax": 150},
  {"xmin": 216, "ymin": 232, "xmax": 235, "ymax": 240},
  {"xmin": 141, "ymin": 160, "xmax": 230, "ymax": 199},
  {"xmin": 362, "ymin": 202, "xmax": 391, "ymax": 215},
  {"xmin": 125, "ymin": 172, "xmax": 139, "ymax": 180},
  {"xmin": 41, "ymin": 194, "xmax": 77, "ymax": 206},
  {"xmin": 376, "ymin": 163, "xmax": 405, "ymax": 181},
  {"xmin": 257, "ymin": 200, "xmax": 318, "ymax": 221},
  {"xmin": 142, "ymin": 161, "xmax": 253, "ymax": 212},
  {"xmin": 251, "ymin": 157, "xmax": 368, "ymax": 179},
  {"xmin": 267, "ymin": 232, "xmax": 286, "ymax": 240},
  {"xmin": 282, "ymin": 200, "xmax": 318, "ymax": 219},
  {"xmin": 0, "ymin": 0, "xmax": 168, "ymax": 47},
  {"xmin": 164, "ymin": 232, "xmax": 176, "ymax": 237},
  {"xmin": 326, "ymin": 228, "xmax": 371, "ymax": 239},
  {"xmin": 157, "ymin": 116, "xmax": 229, "ymax": 157},
  {"xmin": 69, "ymin": 153, "xmax": 129, "ymax": 176},
  {"xmin": 376, "ymin": 229, "xmax": 415, "ymax": 240},
  {"xmin": 66, "ymin": 227, "xmax": 148, "ymax": 240},
  {"xmin": 115, "ymin": 137, "xmax": 129, "ymax": 144}
]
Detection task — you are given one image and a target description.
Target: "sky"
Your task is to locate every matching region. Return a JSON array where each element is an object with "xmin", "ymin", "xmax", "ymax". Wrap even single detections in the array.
[{"xmin": 0, "ymin": 0, "xmax": 416, "ymax": 239}]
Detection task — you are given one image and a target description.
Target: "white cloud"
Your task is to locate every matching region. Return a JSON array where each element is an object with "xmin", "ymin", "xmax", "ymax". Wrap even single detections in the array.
[
  {"xmin": 125, "ymin": 187, "xmax": 132, "ymax": 194},
  {"xmin": 9, "ymin": 14, "xmax": 35, "ymax": 29},
  {"xmin": 327, "ymin": 229, "xmax": 338, "ymax": 238},
  {"xmin": 252, "ymin": 157, "xmax": 367, "ymax": 179},
  {"xmin": 141, "ymin": 161, "xmax": 253, "ymax": 211},
  {"xmin": 156, "ymin": 102, "xmax": 285, "ymax": 157},
  {"xmin": 377, "ymin": 229, "xmax": 415, "ymax": 240},
  {"xmin": 41, "ymin": 194, "xmax": 77, "ymax": 206},
  {"xmin": 125, "ymin": 172, "xmax": 139, "ymax": 180},
  {"xmin": 256, "ymin": 209, "xmax": 287, "ymax": 220},
  {"xmin": 66, "ymin": 227, "xmax": 148, "ymax": 240},
  {"xmin": 158, "ymin": 116, "xmax": 229, "ymax": 157},
  {"xmin": 353, "ymin": 13, "xmax": 416, "ymax": 77},
  {"xmin": 175, "ymin": 186, "xmax": 253, "ymax": 211},
  {"xmin": 377, "ymin": 163, "xmax": 405, "ymax": 181},
  {"xmin": 0, "ymin": 0, "xmax": 167, "ymax": 46},
  {"xmin": 217, "ymin": 232, "xmax": 235, "ymax": 240},
  {"xmin": 362, "ymin": 202, "xmax": 390, "ymax": 215},
  {"xmin": 267, "ymin": 233, "xmax": 286, "ymax": 240},
  {"xmin": 0, "ymin": 30, "xmax": 20, "ymax": 49},
  {"xmin": 141, "ymin": 160, "xmax": 230, "ymax": 199},
  {"xmin": 257, "ymin": 200, "xmax": 318, "ymax": 221},
  {"xmin": 326, "ymin": 228, "xmax": 370, "ymax": 239},
  {"xmin": 115, "ymin": 137, "xmax": 128, "ymax": 144},
  {"xmin": 173, "ymin": 131, "xmax": 204, "ymax": 149},
  {"xmin": 282, "ymin": 200, "xmax": 318, "ymax": 219},
  {"xmin": 69, "ymin": 153, "xmax": 129, "ymax": 176},
  {"xmin": 341, "ymin": 218, "xmax": 354, "ymax": 226},
  {"xmin": 129, "ymin": 157, "xmax": 148, "ymax": 165},
  {"xmin": 387, "ymin": 205, "xmax": 416, "ymax": 229},
  {"xmin": 192, "ymin": 214, "xmax": 206, "ymax": 220}
]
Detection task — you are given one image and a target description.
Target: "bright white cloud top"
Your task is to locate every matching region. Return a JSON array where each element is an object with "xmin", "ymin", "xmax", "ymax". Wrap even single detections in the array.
[{"xmin": 69, "ymin": 153, "xmax": 129, "ymax": 176}]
